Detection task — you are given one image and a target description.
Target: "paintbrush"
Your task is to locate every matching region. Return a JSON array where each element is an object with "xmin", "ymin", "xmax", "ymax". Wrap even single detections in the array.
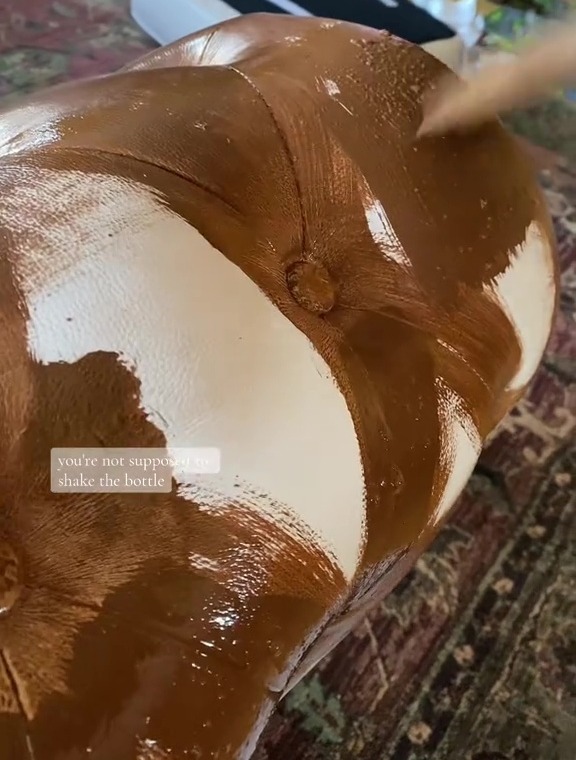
[{"xmin": 418, "ymin": 22, "xmax": 576, "ymax": 137}]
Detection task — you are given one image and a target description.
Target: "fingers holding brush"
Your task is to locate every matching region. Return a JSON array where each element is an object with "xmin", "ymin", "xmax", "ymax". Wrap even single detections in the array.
[
  {"xmin": 417, "ymin": 72, "xmax": 485, "ymax": 138},
  {"xmin": 418, "ymin": 22, "xmax": 576, "ymax": 139}
]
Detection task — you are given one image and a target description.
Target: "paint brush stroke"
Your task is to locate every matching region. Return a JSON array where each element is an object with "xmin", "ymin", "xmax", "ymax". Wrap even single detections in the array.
[
  {"xmin": 433, "ymin": 376, "xmax": 481, "ymax": 524},
  {"xmin": 485, "ymin": 221, "xmax": 556, "ymax": 392}
]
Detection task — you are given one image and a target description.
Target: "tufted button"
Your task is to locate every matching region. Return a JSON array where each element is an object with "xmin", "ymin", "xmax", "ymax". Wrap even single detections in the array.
[
  {"xmin": 285, "ymin": 261, "xmax": 336, "ymax": 314},
  {"xmin": 0, "ymin": 539, "xmax": 22, "ymax": 616}
]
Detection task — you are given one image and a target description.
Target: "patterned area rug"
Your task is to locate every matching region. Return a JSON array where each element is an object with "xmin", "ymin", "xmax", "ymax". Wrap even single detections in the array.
[{"xmin": 0, "ymin": 1, "xmax": 574, "ymax": 758}]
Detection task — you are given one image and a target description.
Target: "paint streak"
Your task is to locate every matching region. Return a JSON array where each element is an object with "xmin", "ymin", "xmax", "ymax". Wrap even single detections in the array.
[
  {"xmin": 362, "ymin": 191, "xmax": 411, "ymax": 268},
  {"xmin": 486, "ymin": 221, "xmax": 557, "ymax": 392},
  {"xmin": 433, "ymin": 377, "xmax": 482, "ymax": 524}
]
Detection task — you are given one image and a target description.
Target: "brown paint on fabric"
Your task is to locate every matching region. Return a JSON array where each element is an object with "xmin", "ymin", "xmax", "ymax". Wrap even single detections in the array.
[
  {"xmin": 0, "ymin": 347, "xmax": 344, "ymax": 759},
  {"xmin": 0, "ymin": 12, "xmax": 557, "ymax": 760}
]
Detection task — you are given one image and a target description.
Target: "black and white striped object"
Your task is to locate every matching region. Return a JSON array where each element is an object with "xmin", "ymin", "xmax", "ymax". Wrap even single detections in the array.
[
  {"xmin": 219, "ymin": 0, "xmax": 456, "ymax": 44},
  {"xmin": 131, "ymin": 0, "xmax": 457, "ymax": 48}
]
